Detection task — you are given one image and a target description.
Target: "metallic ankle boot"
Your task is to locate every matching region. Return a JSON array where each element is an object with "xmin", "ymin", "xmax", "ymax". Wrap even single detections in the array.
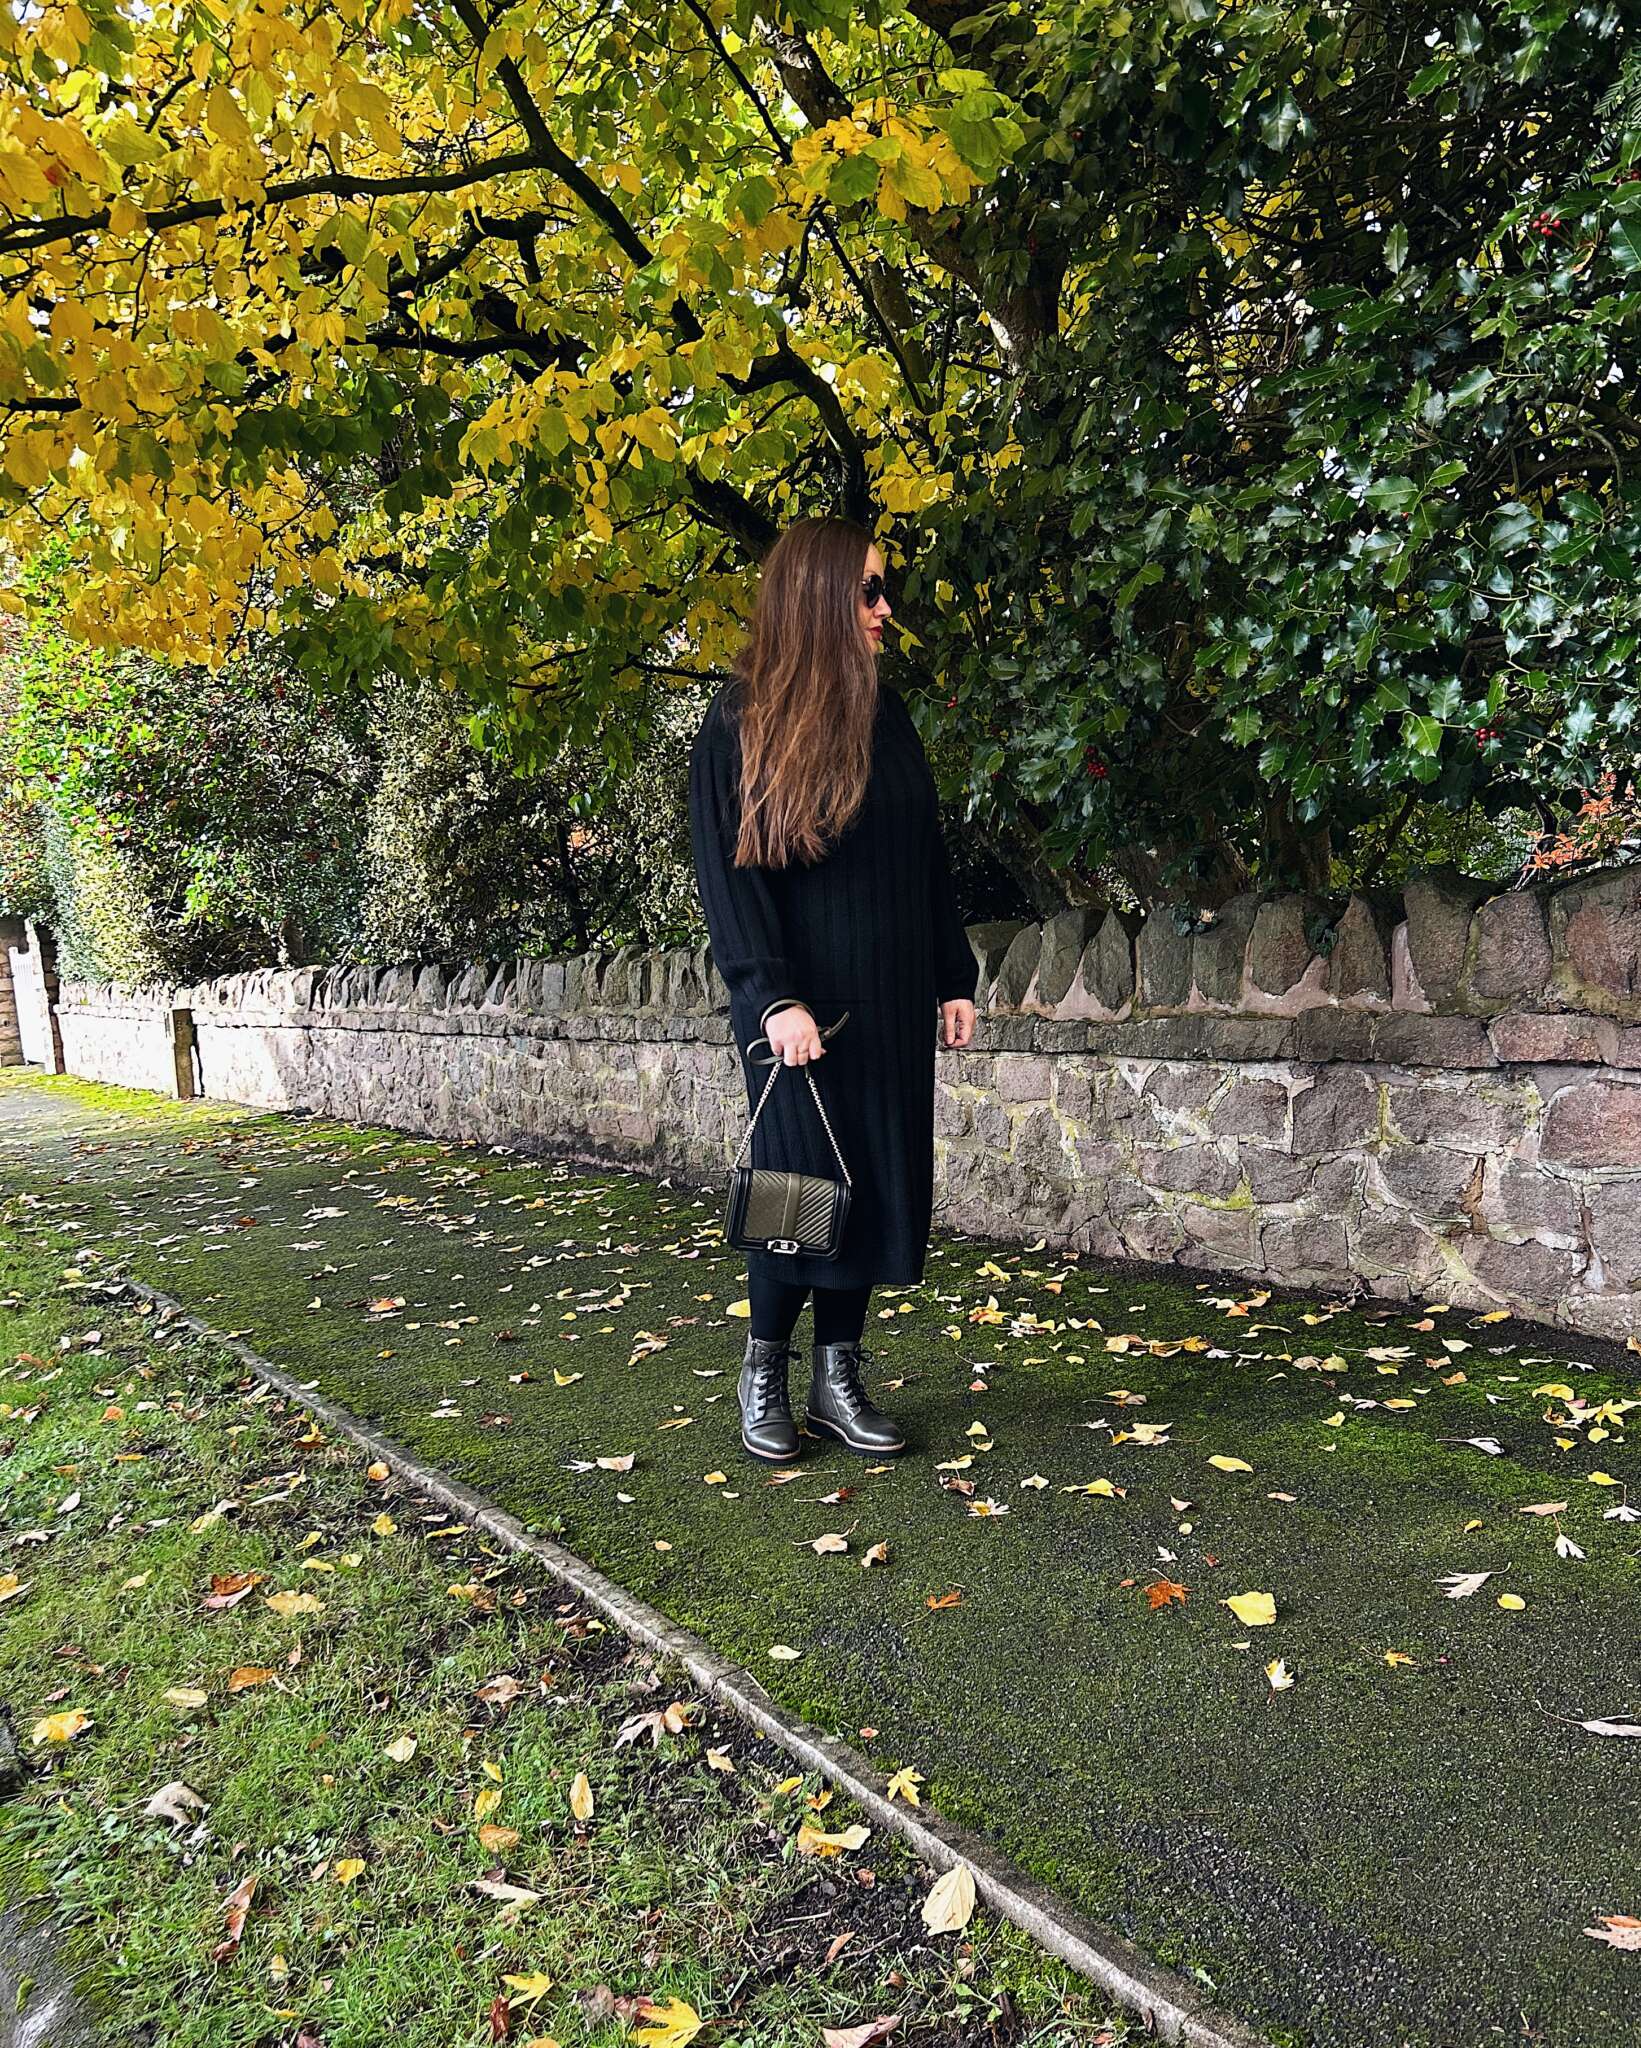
[
  {"xmin": 805, "ymin": 1340, "xmax": 907, "ymax": 1456},
  {"xmin": 738, "ymin": 1334, "xmax": 800, "ymax": 1464}
]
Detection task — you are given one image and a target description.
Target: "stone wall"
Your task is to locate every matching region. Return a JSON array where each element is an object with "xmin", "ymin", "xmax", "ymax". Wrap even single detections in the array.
[{"xmin": 49, "ymin": 863, "xmax": 1641, "ymax": 1340}]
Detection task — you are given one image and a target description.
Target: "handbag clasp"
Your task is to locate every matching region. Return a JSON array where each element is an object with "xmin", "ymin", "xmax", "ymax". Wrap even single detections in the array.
[{"xmin": 767, "ymin": 1237, "xmax": 802, "ymax": 1254}]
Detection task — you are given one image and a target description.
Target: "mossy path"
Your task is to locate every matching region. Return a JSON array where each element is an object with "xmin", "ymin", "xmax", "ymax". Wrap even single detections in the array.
[{"xmin": 5, "ymin": 1071, "xmax": 1639, "ymax": 2048}]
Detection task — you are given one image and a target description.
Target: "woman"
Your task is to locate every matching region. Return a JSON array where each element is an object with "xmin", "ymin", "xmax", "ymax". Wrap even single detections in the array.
[{"xmin": 687, "ymin": 517, "xmax": 979, "ymax": 1465}]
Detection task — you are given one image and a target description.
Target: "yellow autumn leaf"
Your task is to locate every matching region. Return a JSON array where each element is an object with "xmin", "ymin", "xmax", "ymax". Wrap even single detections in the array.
[
  {"xmin": 1587, "ymin": 1472, "xmax": 1620, "ymax": 1487},
  {"xmin": 727, "ymin": 1298, "xmax": 751, "ymax": 1318},
  {"xmin": 502, "ymin": 1970, "xmax": 555, "ymax": 2000},
  {"xmin": 334, "ymin": 1857, "xmax": 366, "ymax": 1885},
  {"xmin": 1497, "ymin": 1593, "xmax": 1527, "ymax": 1611},
  {"xmin": 372, "ymin": 1513, "xmax": 397, "ymax": 1536},
  {"xmin": 921, "ymin": 1861, "xmax": 976, "ymax": 1934},
  {"xmin": 703, "ymin": 1471, "xmax": 728, "ymax": 1486},
  {"xmin": 633, "ymin": 1996, "xmax": 704, "ymax": 2048},
  {"xmin": 1207, "ymin": 1455, "xmax": 1253, "ymax": 1473},
  {"xmin": 568, "ymin": 1770, "xmax": 595, "ymax": 1822},
  {"xmin": 1384, "ymin": 1651, "xmax": 1415, "ymax": 1669},
  {"xmin": 795, "ymin": 1821, "xmax": 870, "ymax": 1856},
  {"xmin": 474, "ymin": 1786, "xmax": 503, "ymax": 1822},
  {"xmin": 264, "ymin": 1590, "xmax": 324, "ymax": 1618},
  {"xmin": 553, "ymin": 1370, "xmax": 583, "ymax": 1386},
  {"xmin": 1222, "ymin": 1591, "xmax": 1277, "ymax": 1627},
  {"xmin": 768, "ymin": 1644, "xmax": 801, "ymax": 1661},
  {"xmin": 886, "ymin": 1766, "xmax": 924, "ymax": 1805},
  {"xmin": 163, "ymin": 1686, "xmax": 209, "ymax": 1710},
  {"xmin": 32, "ymin": 1708, "xmax": 91, "ymax": 1745},
  {"xmin": 366, "ymin": 1461, "xmax": 390, "ymax": 1481},
  {"xmin": 384, "ymin": 1735, "xmax": 417, "ymax": 1763}
]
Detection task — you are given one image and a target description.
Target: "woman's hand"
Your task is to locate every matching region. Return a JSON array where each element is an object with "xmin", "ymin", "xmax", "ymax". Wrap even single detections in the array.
[
  {"xmin": 766, "ymin": 1003, "xmax": 825, "ymax": 1064},
  {"xmin": 940, "ymin": 998, "xmax": 976, "ymax": 1048}
]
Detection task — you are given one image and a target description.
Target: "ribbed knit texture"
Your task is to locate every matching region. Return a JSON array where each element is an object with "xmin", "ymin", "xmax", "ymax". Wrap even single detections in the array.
[{"xmin": 688, "ymin": 677, "xmax": 978, "ymax": 1288}]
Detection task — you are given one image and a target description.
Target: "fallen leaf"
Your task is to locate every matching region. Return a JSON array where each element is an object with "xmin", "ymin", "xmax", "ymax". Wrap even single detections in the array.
[
  {"xmin": 1146, "ymin": 1580, "xmax": 1188, "ymax": 1611},
  {"xmin": 704, "ymin": 1748, "xmax": 736, "ymax": 1774},
  {"xmin": 1497, "ymin": 1593, "xmax": 1526, "ymax": 1611},
  {"xmin": 264, "ymin": 1590, "xmax": 324, "ymax": 1619},
  {"xmin": 568, "ymin": 1771, "xmax": 595, "ymax": 1823},
  {"xmin": 365, "ymin": 1460, "xmax": 390, "ymax": 1481},
  {"xmin": 211, "ymin": 1872, "xmax": 257, "ymax": 1961},
  {"xmin": 921, "ymin": 1862, "xmax": 976, "ymax": 1935},
  {"xmin": 502, "ymin": 1970, "xmax": 555, "ymax": 2000},
  {"xmin": 228, "ymin": 1666, "xmax": 275, "ymax": 1693},
  {"xmin": 1583, "ymin": 1916, "xmax": 1641, "ymax": 1951},
  {"xmin": 596, "ymin": 1454, "xmax": 636, "ymax": 1473},
  {"xmin": 861, "ymin": 1542, "xmax": 889, "ymax": 1568},
  {"xmin": 1265, "ymin": 1658, "xmax": 1295, "ymax": 1691},
  {"xmin": 0, "ymin": 1573, "xmax": 30, "ymax": 1605},
  {"xmin": 1384, "ymin": 1651, "xmax": 1415, "ymax": 1669},
  {"xmin": 821, "ymin": 2020, "xmax": 903, "ymax": 2048},
  {"xmin": 796, "ymin": 1822, "xmax": 871, "ymax": 1857},
  {"xmin": 810, "ymin": 1533, "xmax": 849, "ymax": 1555},
  {"xmin": 886, "ymin": 1767, "xmax": 924, "ymax": 1806},
  {"xmin": 31, "ymin": 1708, "xmax": 90, "ymax": 1745},
  {"xmin": 478, "ymin": 1824, "xmax": 522, "ymax": 1853},
  {"xmin": 334, "ymin": 1858, "xmax": 366, "ymax": 1885},
  {"xmin": 768, "ymin": 1644, "xmax": 801, "ymax": 1661},
  {"xmin": 1578, "ymin": 1718, "xmax": 1641, "ymax": 1738},
  {"xmin": 1437, "ymin": 1570, "xmax": 1493, "ymax": 1600},
  {"xmin": 164, "ymin": 1686, "xmax": 209, "ymax": 1711},
  {"xmin": 632, "ymin": 1995, "xmax": 705, "ymax": 2048},
  {"xmin": 372, "ymin": 1513, "xmax": 397, "ymax": 1537},
  {"xmin": 925, "ymin": 1590, "xmax": 962, "ymax": 1611},
  {"xmin": 474, "ymin": 1786, "xmax": 503, "ymax": 1823},
  {"xmin": 1588, "ymin": 1471, "xmax": 1620, "ymax": 1487},
  {"xmin": 384, "ymin": 1735, "xmax": 418, "ymax": 1763},
  {"xmin": 144, "ymin": 1781, "xmax": 208, "ymax": 1825},
  {"xmin": 202, "ymin": 1570, "xmax": 264, "ymax": 1611},
  {"xmin": 1518, "ymin": 1501, "xmax": 1569, "ymax": 1517},
  {"xmin": 1207, "ymin": 1455, "xmax": 1253, "ymax": 1474},
  {"xmin": 1221, "ymin": 1592, "xmax": 1276, "ymax": 1627}
]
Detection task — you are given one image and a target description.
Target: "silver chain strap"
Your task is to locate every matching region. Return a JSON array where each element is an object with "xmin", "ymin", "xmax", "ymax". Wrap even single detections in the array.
[{"xmin": 732, "ymin": 1012, "xmax": 853, "ymax": 1187}]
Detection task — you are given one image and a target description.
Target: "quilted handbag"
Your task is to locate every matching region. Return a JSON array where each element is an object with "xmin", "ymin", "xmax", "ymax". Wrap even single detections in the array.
[{"xmin": 723, "ymin": 1010, "xmax": 853, "ymax": 1259}]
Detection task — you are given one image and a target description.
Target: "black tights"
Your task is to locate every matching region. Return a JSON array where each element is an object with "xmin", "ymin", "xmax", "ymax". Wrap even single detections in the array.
[{"xmin": 749, "ymin": 1270, "xmax": 873, "ymax": 1348}]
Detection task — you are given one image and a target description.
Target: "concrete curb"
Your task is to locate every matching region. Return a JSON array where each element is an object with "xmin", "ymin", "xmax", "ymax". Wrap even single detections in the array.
[{"xmin": 107, "ymin": 1273, "xmax": 1273, "ymax": 2048}]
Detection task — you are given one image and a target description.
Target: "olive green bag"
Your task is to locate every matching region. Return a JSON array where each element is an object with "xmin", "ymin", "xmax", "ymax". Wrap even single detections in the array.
[{"xmin": 723, "ymin": 1010, "xmax": 852, "ymax": 1259}]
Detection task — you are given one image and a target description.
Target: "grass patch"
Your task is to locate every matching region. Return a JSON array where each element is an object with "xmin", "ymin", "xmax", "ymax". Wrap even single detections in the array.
[
  {"xmin": 0, "ymin": 1198, "xmax": 1127, "ymax": 2048},
  {"xmin": 4, "ymin": 1070, "xmax": 1641, "ymax": 2046}
]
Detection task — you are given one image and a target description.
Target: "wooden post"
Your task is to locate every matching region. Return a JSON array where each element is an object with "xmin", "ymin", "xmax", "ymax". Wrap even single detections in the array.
[{"xmin": 166, "ymin": 1005, "xmax": 199, "ymax": 1099}]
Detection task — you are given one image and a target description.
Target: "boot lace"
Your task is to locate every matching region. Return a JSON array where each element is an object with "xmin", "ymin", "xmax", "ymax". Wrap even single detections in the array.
[
  {"xmin": 746, "ymin": 1342, "xmax": 792, "ymax": 1423},
  {"xmin": 827, "ymin": 1342, "xmax": 875, "ymax": 1416}
]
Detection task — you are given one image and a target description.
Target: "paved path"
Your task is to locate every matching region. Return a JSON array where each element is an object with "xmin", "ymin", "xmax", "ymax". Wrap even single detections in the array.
[{"xmin": 4, "ymin": 1072, "xmax": 1639, "ymax": 2047}]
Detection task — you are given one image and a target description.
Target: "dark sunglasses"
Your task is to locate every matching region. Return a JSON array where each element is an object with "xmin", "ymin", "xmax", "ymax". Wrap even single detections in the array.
[{"xmin": 861, "ymin": 573, "xmax": 890, "ymax": 607}]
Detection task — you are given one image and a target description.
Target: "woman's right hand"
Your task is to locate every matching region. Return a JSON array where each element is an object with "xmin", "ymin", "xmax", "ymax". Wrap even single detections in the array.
[{"xmin": 766, "ymin": 1004, "xmax": 825, "ymax": 1064}]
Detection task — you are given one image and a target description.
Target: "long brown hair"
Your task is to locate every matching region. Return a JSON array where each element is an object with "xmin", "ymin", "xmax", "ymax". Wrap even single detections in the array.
[{"xmin": 728, "ymin": 516, "xmax": 879, "ymax": 869}]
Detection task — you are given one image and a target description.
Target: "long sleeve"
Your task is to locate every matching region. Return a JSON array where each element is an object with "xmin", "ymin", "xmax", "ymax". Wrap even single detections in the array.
[
  {"xmin": 688, "ymin": 706, "xmax": 809, "ymax": 1026},
  {"xmin": 930, "ymin": 805, "xmax": 978, "ymax": 1004}
]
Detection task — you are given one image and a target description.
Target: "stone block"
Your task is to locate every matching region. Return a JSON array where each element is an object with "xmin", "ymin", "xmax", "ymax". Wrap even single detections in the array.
[
  {"xmin": 1287, "ymin": 1008, "xmax": 1379, "ymax": 1062},
  {"xmin": 1484, "ymin": 1160, "xmax": 1581, "ymax": 1243},
  {"xmin": 1461, "ymin": 1233, "xmax": 1584, "ymax": 1309},
  {"xmin": 1037, "ymin": 908, "xmax": 1104, "ymax": 1009},
  {"xmin": 1014, "ymin": 1105, "xmax": 1072, "ymax": 1182},
  {"xmin": 1241, "ymin": 1150, "xmax": 1315, "ymax": 1205},
  {"xmin": 975, "ymin": 1098, "xmax": 1012, "ymax": 1151},
  {"xmin": 1117, "ymin": 1204, "xmax": 1187, "ymax": 1262},
  {"xmin": 1402, "ymin": 868, "xmax": 1494, "ymax": 1007},
  {"xmin": 1541, "ymin": 1079, "xmax": 1641, "ymax": 1169},
  {"xmin": 1588, "ymin": 1183, "xmax": 1641, "ymax": 1287},
  {"xmin": 1371, "ymin": 1015, "xmax": 1498, "ymax": 1068},
  {"xmin": 1260, "ymin": 1216, "xmax": 1350, "ymax": 1281},
  {"xmin": 995, "ymin": 1053, "xmax": 1053, "ymax": 1104},
  {"xmin": 1487, "ymin": 1011, "xmax": 1617, "ymax": 1064},
  {"xmin": 1137, "ymin": 912, "xmax": 1192, "ymax": 1009},
  {"xmin": 1291, "ymin": 1069, "xmax": 1380, "ymax": 1153},
  {"xmin": 1326, "ymin": 893, "xmax": 1396, "ymax": 1002},
  {"xmin": 1086, "ymin": 909, "xmax": 1142, "ymax": 1014},
  {"xmin": 1466, "ymin": 887, "xmax": 1552, "ymax": 1011},
  {"xmin": 1136, "ymin": 1142, "xmax": 1241, "ymax": 1198},
  {"xmin": 934, "ymin": 1085, "xmax": 971, "ymax": 1139},
  {"xmin": 970, "ymin": 920, "xmax": 1030, "ymax": 1000},
  {"xmin": 1247, "ymin": 892, "xmax": 1327, "ymax": 998},
  {"xmin": 993, "ymin": 924, "xmax": 1042, "ymax": 1011},
  {"xmin": 1372, "ymin": 1146, "xmax": 1482, "ymax": 1218},
  {"xmin": 1549, "ymin": 866, "xmax": 1641, "ymax": 1021},
  {"xmin": 1191, "ymin": 892, "xmax": 1262, "ymax": 1005},
  {"xmin": 1204, "ymin": 1078, "xmax": 1289, "ymax": 1143},
  {"xmin": 1177, "ymin": 1203, "xmax": 1259, "ymax": 1262},
  {"xmin": 1383, "ymin": 1081, "xmax": 1524, "ymax": 1152}
]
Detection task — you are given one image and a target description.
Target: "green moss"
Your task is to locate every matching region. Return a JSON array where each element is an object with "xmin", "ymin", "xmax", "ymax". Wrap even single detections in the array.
[{"xmin": 4, "ymin": 1074, "xmax": 1639, "ymax": 2047}]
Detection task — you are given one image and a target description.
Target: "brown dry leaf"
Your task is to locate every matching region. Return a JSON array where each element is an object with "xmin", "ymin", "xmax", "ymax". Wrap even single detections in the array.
[
  {"xmin": 920, "ymin": 1862, "xmax": 976, "ymax": 1935},
  {"xmin": 821, "ymin": 2020, "xmax": 903, "ymax": 2048},
  {"xmin": 861, "ymin": 1542, "xmax": 889, "ymax": 1568},
  {"xmin": 1146, "ymin": 1580, "xmax": 1188, "ymax": 1611},
  {"xmin": 32, "ymin": 1708, "xmax": 90, "ymax": 1745},
  {"xmin": 476, "ymin": 1674, "xmax": 526, "ymax": 1707},
  {"xmin": 925, "ymin": 1590, "xmax": 962, "ymax": 1611},
  {"xmin": 202, "ymin": 1571, "xmax": 264, "ymax": 1612},
  {"xmin": 264, "ymin": 1589, "xmax": 324, "ymax": 1619},
  {"xmin": 365, "ymin": 1460, "xmax": 390, "ymax": 1481},
  {"xmin": 1518, "ymin": 1501, "xmax": 1570, "ymax": 1517},
  {"xmin": 1584, "ymin": 1915, "xmax": 1641, "ymax": 1950},
  {"xmin": 144, "ymin": 1780, "xmax": 208, "ymax": 1825},
  {"xmin": 227, "ymin": 1666, "xmax": 275, "ymax": 1693},
  {"xmin": 810, "ymin": 1533, "xmax": 849, "ymax": 1556},
  {"xmin": 595, "ymin": 1453, "xmax": 636, "ymax": 1473},
  {"xmin": 211, "ymin": 1872, "xmax": 258, "ymax": 1962},
  {"xmin": 822, "ymin": 1930, "xmax": 857, "ymax": 1967}
]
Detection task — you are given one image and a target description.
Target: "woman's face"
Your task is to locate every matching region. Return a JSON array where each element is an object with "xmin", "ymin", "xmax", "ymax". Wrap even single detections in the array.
[{"xmin": 858, "ymin": 542, "xmax": 892, "ymax": 656}]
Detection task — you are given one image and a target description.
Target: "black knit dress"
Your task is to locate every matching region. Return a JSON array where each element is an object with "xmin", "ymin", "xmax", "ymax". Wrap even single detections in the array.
[{"xmin": 688, "ymin": 677, "xmax": 978, "ymax": 1290}]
